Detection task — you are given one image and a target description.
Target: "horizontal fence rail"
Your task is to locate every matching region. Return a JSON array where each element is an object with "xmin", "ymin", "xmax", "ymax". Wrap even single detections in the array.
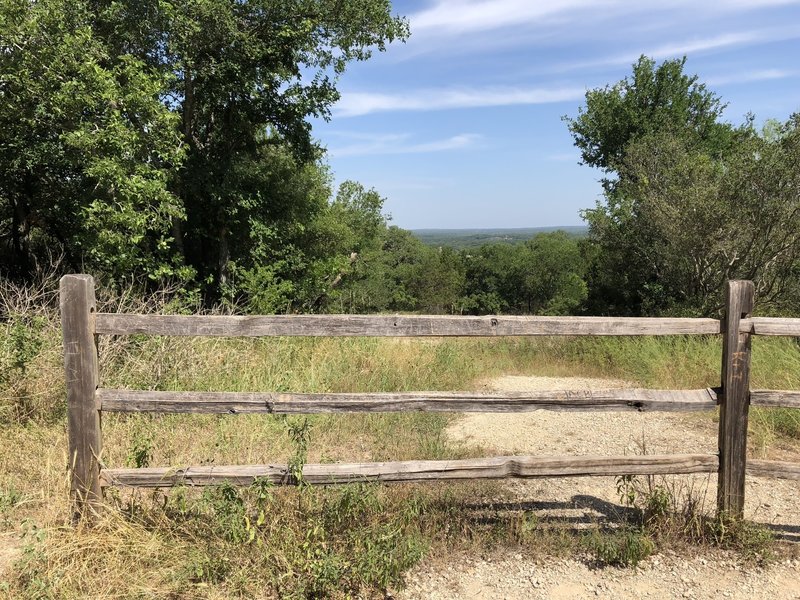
[
  {"xmin": 103, "ymin": 458, "xmax": 800, "ymax": 486},
  {"xmin": 750, "ymin": 390, "xmax": 800, "ymax": 409},
  {"xmin": 95, "ymin": 313, "xmax": 724, "ymax": 337},
  {"xmin": 746, "ymin": 460, "xmax": 800, "ymax": 481},
  {"xmin": 60, "ymin": 275, "xmax": 800, "ymax": 524},
  {"xmin": 98, "ymin": 388, "xmax": 720, "ymax": 414},
  {"xmin": 748, "ymin": 317, "xmax": 800, "ymax": 336},
  {"xmin": 100, "ymin": 454, "xmax": 721, "ymax": 488},
  {"xmin": 92, "ymin": 314, "xmax": 800, "ymax": 337}
]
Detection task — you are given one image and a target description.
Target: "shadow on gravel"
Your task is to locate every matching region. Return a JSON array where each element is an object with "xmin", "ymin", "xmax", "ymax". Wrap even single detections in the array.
[
  {"xmin": 763, "ymin": 523, "xmax": 800, "ymax": 543},
  {"xmin": 460, "ymin": 495, "xmax": 640, "ymax": 529}
]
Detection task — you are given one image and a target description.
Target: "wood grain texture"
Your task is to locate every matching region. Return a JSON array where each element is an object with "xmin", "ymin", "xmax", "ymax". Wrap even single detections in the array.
[
  {"xmin": 60, "ymin": 275, "xmax": 102, "ymax": 521},
  {"xmin": 95, "ymin": 313, "xmax": 722, "ymax": 337},
  {"xmin": 718, "ymin": 280, "xmax": 754, "ymax": 519},
  {"xmin": 750, "ymin": 390, "xmax": 800, "ymax": 409},
  {"xmin": 100, "ymin": 453, "xmax": 719, "ymax": 488},
  {"xmin": 749, "ymin": 317, "xmax": 800, "ymax": 336},
  {"xmin": 97, "ymin": 388, "xmax": 719, "ymax": 414},
  {"xmin": 747, "ymin": 459, "xmax": 800, "ymax": 480}
]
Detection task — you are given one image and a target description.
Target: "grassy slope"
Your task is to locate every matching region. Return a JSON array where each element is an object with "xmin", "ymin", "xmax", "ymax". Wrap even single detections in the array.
[{"xmin": 2, "ymin": 324, "xmax": 800, "ymax": 597}]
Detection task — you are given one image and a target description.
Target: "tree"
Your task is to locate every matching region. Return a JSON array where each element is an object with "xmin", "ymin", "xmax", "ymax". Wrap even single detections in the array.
[
  {"xmin": 514, "ymin": 232, "xmax": 587, "ymax": 315},
  {"xmin": 568, "ymin": 56, "xmax": 800, "ymax": 315},
  {"xmin": 460, "ymin": 244, "xmax": 518, "ymax": 314},
  {"xmin": 1, "ymin": 0, "xmax": 409, "ymax": 297},
  {"xmin": 407, "ymin": 246, "xmax": 464, "ymax": 314},
  {"xmin": 565, "ymin": 56, "xmax": 734, "ymax": 179},
  {"xmin": 305, "ymin": 181, "xmax": 392, "ymax": 313},
  {"xmin": 1, "ymin": 0, "xmax": 186, "ymax": 281},
  {"xmin": 113, "ymin": 0, "xmax": 409, "ymax": 294},
  {"xmin": 458, "ymin": 234, "xmax": 587, "ymax": 315},
  {"xmin": 604, "ymin": 121, "xmax": 800, "ymax": 314}
]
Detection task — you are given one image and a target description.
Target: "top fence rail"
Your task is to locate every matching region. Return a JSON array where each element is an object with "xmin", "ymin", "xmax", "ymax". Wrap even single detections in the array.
[
  {"xmin": 96, "ymin": 314, "xmax": 724, "ymax": 337},
  {"xmin": 94, "ymin": 314, "xmax": 800, "ymax": 338}
]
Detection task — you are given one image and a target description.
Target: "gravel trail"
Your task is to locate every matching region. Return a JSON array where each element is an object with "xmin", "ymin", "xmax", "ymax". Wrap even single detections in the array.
[{"xmin": 401, "ymin": 376, "xmax": 800, "ymax": 600}]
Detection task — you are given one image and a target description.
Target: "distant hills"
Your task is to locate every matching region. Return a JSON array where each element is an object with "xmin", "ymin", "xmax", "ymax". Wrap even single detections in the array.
[{"xmin": 411, "ymin": 226, "xmax": 588, "ymax": 249}]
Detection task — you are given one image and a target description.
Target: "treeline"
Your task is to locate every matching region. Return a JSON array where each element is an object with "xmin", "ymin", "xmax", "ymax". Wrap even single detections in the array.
[
  {"xmin": 2, "ymin": 1, "xmax": 798, "ymax": 318},
  {"xmin": 312, "ymin": 222, "xmax": 588, "ymax": 316}
]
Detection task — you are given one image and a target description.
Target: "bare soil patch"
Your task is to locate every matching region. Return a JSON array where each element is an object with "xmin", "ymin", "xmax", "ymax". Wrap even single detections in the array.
[{"xmin": 0, "ymin": 532, "xmax": 22, "ymax": 586}]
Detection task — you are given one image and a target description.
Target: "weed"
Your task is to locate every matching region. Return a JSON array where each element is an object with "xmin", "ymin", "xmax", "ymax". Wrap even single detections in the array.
[
  {"xmin": 585, "ymin": 527, "xmax": 655, "ymax": 567},
  {"xmin": 616, "ymin": 474, "xmax": 638, "ymax": 507},
  {"xmin": 283, "ymin": 416, "xmax": 312, "ymax": 485},
  {"xmin": 125, "ymin": 428, "xmax": 153, "ymax": 469},
  {"xmin": 0, "ymin": 484, "xmax": 22, "ymax": 526},
  {"xmin": 201, "ymin": 483, "xmax": 248, "ymax": 544},
  {"xmin": 708, "ymin": 514, "xmax": 775, "ymax": 562}
]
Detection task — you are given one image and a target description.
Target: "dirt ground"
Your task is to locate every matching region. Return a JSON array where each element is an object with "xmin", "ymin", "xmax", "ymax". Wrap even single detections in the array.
[
  {"xmin": 402, "ymin": 376, "xmax": 800, "ymax": 600},
  {"xmin": 0, "ymin": 532, "xmax": 22, "ymax": 588}
]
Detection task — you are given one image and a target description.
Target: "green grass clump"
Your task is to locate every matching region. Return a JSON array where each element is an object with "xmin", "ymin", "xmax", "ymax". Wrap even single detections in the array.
[{"xmin": 584, "ymin": 527, "xmax": 655, "ymax": 567}]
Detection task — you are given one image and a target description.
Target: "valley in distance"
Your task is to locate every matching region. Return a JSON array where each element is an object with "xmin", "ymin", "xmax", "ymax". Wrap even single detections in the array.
[{"xmin": 411, "ymin": 225, "xmax": 588, "ymax": 249}]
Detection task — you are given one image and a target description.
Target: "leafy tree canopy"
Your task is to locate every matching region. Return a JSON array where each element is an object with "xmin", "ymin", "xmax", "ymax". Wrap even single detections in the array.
[
  {"xmin": 569, "ymin": 56, "xmax": 800, "ymax": 315},
  {"xmin": 565, "ymin": 56, "xmax": 734, "ymax": 178},
  {"xmin": 0, "ymin": 0, "xmax": 408, "ymax": 295}
]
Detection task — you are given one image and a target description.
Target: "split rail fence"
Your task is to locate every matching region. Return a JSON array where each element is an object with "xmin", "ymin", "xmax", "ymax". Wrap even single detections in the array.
[{"xmin": 60, "ymin": 275, "xmax": 800, "ymax": 522}]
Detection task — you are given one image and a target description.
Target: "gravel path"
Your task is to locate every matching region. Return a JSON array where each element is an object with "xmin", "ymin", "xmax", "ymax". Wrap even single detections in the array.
[
  {"xmin": 401, "ymin": 376, "xmax": 800, "ymax": 600},
  {"xmin": 403, "ymin": 552, "xmax": 800, "ymax": 600}
]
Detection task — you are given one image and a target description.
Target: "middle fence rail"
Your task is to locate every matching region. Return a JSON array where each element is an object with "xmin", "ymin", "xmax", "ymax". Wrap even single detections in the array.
[{"xmin": 60, "ymin": 276, "xmax": 800, "ymax": 523}]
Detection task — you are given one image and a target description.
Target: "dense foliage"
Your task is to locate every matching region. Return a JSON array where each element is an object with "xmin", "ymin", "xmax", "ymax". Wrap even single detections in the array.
[
  {"xmin": 567, "ymin": 57, "xmax": 800, "ymax": 316},
  {"xmin": 1, "ymin": 0, "xmax": 408, "ymax": 303}
]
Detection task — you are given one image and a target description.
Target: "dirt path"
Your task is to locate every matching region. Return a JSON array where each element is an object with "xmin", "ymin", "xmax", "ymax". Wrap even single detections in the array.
[{"xmin": 402, "ymin": 376, "xmax": 800, "ymax": 600}]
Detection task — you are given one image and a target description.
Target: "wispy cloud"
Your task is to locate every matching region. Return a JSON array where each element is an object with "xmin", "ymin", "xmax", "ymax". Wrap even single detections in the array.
[
  {"xmin": 334, "ymin": 86, "xmax": 585, "ymax": 117},
  {"xmin": 399, "ymin": 1, "xmax": 800, "ymax": 61},
  {"xmin": 706, "ymin": 68, "xmax": 798, "ymax": 86},
  {"xmin": 328, "ymin": 133, "xmax": 481, "ymax": 157},
  {"xmin": 410, "ymin": 0, "xmax": 600, "ymax": 35},
  {"xmin": 409, "ymin": 0, "xmax": 800, "ymax": 36},
  {"xmin": 549, "ymin": 30, "xmax": 790, "ymax": 73}
]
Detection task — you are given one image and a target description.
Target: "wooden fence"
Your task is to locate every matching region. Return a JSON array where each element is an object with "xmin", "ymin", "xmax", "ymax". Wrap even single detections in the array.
[{"xmin": 60, "ymin": 275, "xmax": 800, "ymax": 522}]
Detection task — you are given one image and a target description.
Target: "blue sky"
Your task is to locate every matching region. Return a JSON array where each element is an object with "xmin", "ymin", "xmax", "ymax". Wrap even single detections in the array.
[{"xmin": 310, "ymin": 0, "xmax": 800, "ymax": 229}]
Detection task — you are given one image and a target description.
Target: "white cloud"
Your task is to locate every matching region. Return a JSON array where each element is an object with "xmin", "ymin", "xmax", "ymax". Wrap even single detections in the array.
[
  {"xmin": 409, "ymin": 0, "xmax": 800, "ymax": 36},
  {"xmin": 551, "ymin": 30, "xmax": 787, "ymax": 73},
  {"xmin": 706, "ymin": 68, "xmax": 798, "ymax": 86},
  {"xmin": 398, "ymin": 1, "xmax": 800, "ymax": 61},
  {"xmin": 644, "ymin": 32, "xmax": 762, "ymax": 61},
  {"xmin": 410, "ymin": 0, "xmax": 602, "ymax": 35},
  {"xmin": 328, "ymin": 133, "xmax": 481, "ymax": 157},
  {"xmin": 334, "ymin": 86, "xmax": 585, "ymax": 117}
]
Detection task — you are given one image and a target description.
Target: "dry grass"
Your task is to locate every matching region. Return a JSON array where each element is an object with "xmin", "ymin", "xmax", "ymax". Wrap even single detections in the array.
[{"xmin": 1, "ymin": 279, "xmax": 799, "ymax": 597}]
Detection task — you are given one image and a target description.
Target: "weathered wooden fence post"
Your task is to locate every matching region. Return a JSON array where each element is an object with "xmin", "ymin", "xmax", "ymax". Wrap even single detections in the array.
[
  {"xmin": 717, "ymin": 279, "xmax": 754, "ymax": 519},
  {"xmin": 60, "ymin": 274, "xmax": 102, "ymax": 522}
]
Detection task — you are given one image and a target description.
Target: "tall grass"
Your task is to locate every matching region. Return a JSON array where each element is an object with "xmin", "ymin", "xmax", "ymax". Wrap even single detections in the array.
[{"xmin": 2, "ymin": 280, "xmax": 799, "ymax": 598}]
